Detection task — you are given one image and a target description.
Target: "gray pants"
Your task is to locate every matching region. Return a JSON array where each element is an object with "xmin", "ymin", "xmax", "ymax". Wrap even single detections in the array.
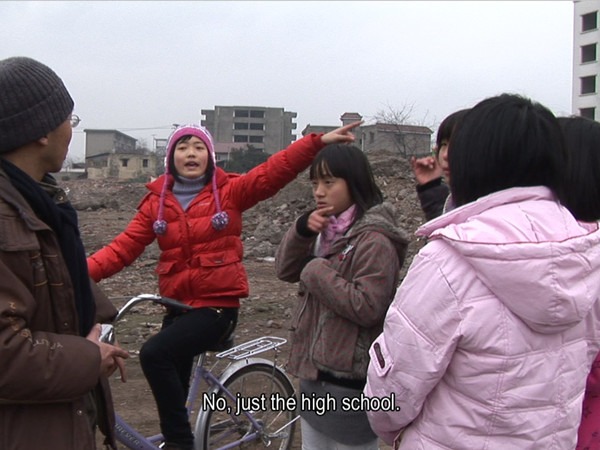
[{"xmin": 301, "ymin": 418, "xmax": 379, "ymax": 450}]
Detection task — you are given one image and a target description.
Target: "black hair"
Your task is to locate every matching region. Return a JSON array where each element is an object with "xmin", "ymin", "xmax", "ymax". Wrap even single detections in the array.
[
  {"xmin": 449, "ymin": 93, "xmax": 566, "ymax": 207},
  {"xmin": 168, "ymin": 135, "xmax": 214, "ymax": 182},
  {"xmin": 559, "ymin": 116, "xmax": 600, "ymax": 221},
  {"xmin": 309, "ymin": 144, "xmax": 383, "ymax": 221},
  {"xmin": 435, "ymin": 108, "xmax": 470, "ymax": 152}
]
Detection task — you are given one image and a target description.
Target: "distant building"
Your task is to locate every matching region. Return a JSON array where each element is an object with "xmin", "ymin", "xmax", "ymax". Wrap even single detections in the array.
[
  {"xmin": 359, "ymin": 123, "xmax": 432, "ymax": 158},
  {"xmin": 302, "ymin": 113, "xmax": 432, "ymax": 158},
  {"xmin": 573, "ymin": 0, "xmax": 600, "ymax": 120},
  {"xmin": 300, "ymin": 112, "xmax": 360, "ymax": 144},
  {"xmin": 154, "ymin": 137, "xmax": 168, "ymax": 155},
  {"xmin": 84, "ymin": 129, "xmax": 137, "ymax": 157},
  {"xmin": 84, "ymin": 129, "xmax": 159, "ymax": 180},
  {"xmin": 340, "ymin": 112, "xmax": 364, "ymax": 127},
  {"xmin": 201, "ymin": 105, "xmax": 297, "ymax": 155},
  {"xmin": 214, "ymin": 142, "xmax": 240, "ymax": 165},
  {"xmin": 51, "ymin": 165, "xmax": 86, "ymax": 181}
]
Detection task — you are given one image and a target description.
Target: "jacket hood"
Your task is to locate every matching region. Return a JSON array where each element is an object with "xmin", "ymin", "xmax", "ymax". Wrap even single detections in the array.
[
  {"xmin": 418, "ymin": 186, "xmax": 600, "ymax": 334},
  {"xmin": 349, "ymin": 202, "xmax": 410, "ymax": 261}
]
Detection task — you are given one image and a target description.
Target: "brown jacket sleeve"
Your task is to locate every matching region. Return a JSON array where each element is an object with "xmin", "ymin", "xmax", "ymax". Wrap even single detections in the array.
[{"xmin": 91, "ymin": 279, "xmax": 117, "ymax": 323}]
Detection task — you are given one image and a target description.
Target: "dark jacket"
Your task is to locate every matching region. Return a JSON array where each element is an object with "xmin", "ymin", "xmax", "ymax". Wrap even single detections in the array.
[
  {"xmin": 416, "ymin": 177, "xmax": 450, "ymax": 221},
  {"xmin": 276, "ymin": 202, "xmax": 409, "ymax": 381},
  {"xmin": 0, "ymin": 169, "xmax": 118, "ymax": 450}
]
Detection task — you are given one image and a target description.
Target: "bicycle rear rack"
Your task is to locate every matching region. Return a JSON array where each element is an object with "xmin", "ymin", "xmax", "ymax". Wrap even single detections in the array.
[{"xmin": 216, "ymin": 336, "xmax": 287, "ymax": 361}]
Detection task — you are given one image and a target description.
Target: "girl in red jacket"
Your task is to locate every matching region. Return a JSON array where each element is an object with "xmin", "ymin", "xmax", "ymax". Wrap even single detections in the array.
[{"xmin": 87, "ymin": 122, "xmax": 360, "ymax": 449}]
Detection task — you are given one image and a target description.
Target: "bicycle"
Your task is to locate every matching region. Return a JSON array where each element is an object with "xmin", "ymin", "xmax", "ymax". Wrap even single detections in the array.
[{"xmin": 100, "ymin": 294, "xmax": 298, "ymax": 450}]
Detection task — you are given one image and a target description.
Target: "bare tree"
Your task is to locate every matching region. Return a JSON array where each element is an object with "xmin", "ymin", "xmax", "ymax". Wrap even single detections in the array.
[
  {"xmin": 370, "ymin": 102, "xmax": 418, "ymax": 126},
  {"xmin": 366, "ymin": 103, "xmax": 433, "ymax": 158},
  {"xmin": 132, "ymin": 138, "xmax": 152, "ymax": 155}
]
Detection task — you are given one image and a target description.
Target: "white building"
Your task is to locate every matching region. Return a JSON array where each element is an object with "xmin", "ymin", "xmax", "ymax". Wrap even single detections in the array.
[{"xmin": 573, "ymin": 0, "xmax": 600, "ymax": 120}]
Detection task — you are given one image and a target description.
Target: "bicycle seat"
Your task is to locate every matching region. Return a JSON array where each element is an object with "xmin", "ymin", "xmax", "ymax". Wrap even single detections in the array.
[{"xmin": 209, "ymin": 335, "xmax": 234, "ymax": 352}]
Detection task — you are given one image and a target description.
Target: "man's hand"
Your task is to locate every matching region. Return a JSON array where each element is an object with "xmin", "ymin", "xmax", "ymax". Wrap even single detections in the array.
[{"xmin": 87, "ymin": 324, "xmax": 129, "ymax": 382}]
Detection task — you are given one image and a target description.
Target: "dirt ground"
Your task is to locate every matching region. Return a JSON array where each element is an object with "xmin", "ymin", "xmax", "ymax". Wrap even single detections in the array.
[{"xmin": 69, "ymin": 153, "xmax": 421, "ymax": 449}]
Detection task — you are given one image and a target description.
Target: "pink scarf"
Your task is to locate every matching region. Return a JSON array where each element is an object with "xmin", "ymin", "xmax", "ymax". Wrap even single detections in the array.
[{"xmin": 317, "ymin": 205, "xmax": 357, "ymax": 257}]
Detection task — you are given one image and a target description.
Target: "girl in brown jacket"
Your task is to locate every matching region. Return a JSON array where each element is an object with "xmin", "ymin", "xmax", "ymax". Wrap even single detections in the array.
[{"xmin": 275, "ymin": 144, "xmax": 409, "ymax": 449}]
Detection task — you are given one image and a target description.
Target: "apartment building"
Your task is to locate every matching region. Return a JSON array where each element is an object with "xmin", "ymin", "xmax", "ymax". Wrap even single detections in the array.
[
  {"xmin": 573, "ymin": 0, "xmax": 600, "ymax": 120},
  {"xmin": 200, "ymin": 106, "xmax": 297, "ymax": 155}
]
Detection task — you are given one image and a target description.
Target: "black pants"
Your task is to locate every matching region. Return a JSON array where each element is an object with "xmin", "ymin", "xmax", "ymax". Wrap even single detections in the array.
[{"xmin": 140, "ymin": 306, "xmax": 238, "ymax": 447}]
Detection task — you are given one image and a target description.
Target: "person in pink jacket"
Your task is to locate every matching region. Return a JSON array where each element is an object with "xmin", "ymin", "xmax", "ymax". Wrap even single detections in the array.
[
  {"xmin": 364, "ymin": 94, "xmax": 600, "ymax": 449},
  {"xmin": 87, "ymin": 122, "xmax": 360, "ymax": 450},
  {"xmin": 558, "ymin": 116, "xmax": 600, "ymax": 450}
]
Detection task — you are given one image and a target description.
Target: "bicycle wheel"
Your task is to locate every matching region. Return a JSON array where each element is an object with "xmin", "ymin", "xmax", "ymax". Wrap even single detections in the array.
[{"xmin": 195, "ymin": 361, "xmax": 296, "ymax": 450}]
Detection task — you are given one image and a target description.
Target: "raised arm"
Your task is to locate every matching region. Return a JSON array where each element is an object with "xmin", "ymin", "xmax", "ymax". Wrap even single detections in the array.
[{"xmin": 87, "ymin": 199, "xmax": 156, "ymax": 282}]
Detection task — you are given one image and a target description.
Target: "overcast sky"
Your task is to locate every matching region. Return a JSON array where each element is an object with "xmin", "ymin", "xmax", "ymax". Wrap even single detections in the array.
[{"xmin": 2, "ymin": 1, "xmax": 574, "ymax": 161}]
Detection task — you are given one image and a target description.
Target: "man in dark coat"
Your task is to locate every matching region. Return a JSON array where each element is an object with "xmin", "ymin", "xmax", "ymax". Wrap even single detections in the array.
[{"xmin": 0, "ymin": 56, "xmax": 129, "ymax": 450}]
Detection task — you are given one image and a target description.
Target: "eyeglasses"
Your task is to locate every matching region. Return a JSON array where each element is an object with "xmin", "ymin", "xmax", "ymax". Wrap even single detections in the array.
[{"xmin": 70, "ymin": 114, "xmax": 81, "ymax": 128}]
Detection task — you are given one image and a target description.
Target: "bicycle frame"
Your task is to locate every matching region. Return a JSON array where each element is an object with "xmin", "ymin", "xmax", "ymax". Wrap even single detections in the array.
[
  {"xmin": 114, "ymin": 342, "xmax": 292, "ymax": 450},
  {"xmin": 106, "ymin": 295, "xmax": 295, "ymax": 450}
]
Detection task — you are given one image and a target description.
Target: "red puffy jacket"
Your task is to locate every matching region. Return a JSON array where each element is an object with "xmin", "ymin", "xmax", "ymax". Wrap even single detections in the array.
[{"xmin": 87, "ymin": 133, "xmax": 324, "ymax": 308}]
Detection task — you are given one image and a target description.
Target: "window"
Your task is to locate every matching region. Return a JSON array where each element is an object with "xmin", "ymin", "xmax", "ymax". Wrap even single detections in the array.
[
  {"xmin": 580, "ymin": 107, "xmax": 596, "ymax": 120},
  {"xmin": 92, "ymin": 159, "xmax": 108, "ymax": 168},
  {"xmin": 583, "ymin": 11, "xmax": 598, "ymax": 31},
  {"xmin": 249, "ymin": 136, "xmax": 263, "ymax": 143},
  {"xmin": 234, "ymin": 110, "xmax": 249, "ymax": 118},
  {"xmin": 234, "ymin": 135, "xmax": 248, "ymax": 143},
  {"xmin": 581, "ymin": 75, "xmax": 596, "ymax": 94},
  {"xmin": 121, "ymin": 159, "xmax": 129, "ymax": 167},
  {"xmin": 249, "ymin": 123, "xmax": 264, "ymax": 130},
  {"xmin": 234, "ymin": 122, "xmax": 249, "ymax": 130},
  {"xmin": 582, "ymin": 44, "xmax": 597, "ymax": 63},
  {"xmin": 143, "ymin": 159, "xmax": 149, "ymax": 168},
  {"xmin": 250, "ymin": 110, "xmax": 265, "ymax": 118}
]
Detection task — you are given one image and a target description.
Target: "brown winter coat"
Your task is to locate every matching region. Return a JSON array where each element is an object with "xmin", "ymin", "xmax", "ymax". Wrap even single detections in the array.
[
  {"xmin": 0, "ymin": 170, "xmax": 118, "ymax": 450},
  {"xmin": 276, "ymin": 202, "xmax": 408, "ymax": 381}
]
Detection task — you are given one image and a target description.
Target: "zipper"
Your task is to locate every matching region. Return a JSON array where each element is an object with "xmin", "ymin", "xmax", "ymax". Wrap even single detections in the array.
[{"xmin": 338, "ymin": 244, "xmax": 355, "ymax": 261}]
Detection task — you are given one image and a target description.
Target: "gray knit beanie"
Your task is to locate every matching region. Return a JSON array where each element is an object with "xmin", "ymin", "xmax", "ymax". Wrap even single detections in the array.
[{"xmin": 0, "ymin": 57, "xmax": 74, "ymax": 154}]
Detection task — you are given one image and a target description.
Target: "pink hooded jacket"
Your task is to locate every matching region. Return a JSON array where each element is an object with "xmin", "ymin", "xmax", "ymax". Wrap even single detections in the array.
[{"xmin": 365, "ymin": 186, "xmax": 600, "ymax": 449}]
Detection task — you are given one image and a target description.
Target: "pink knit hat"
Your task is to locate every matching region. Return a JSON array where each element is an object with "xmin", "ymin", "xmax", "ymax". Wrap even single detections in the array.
[{"xmin": 153, "ymin": 124, "xmax": 229, "ymax": 235}]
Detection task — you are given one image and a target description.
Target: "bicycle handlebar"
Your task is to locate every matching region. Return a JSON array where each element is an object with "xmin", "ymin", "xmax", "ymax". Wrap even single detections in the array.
[
  {"xmin": 100, "ymin": 294, "xmax": 193, "ymax": 344},
  {"xmin": 114, "ymin": 294, "xmax": 193, "ymax": 322}
]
